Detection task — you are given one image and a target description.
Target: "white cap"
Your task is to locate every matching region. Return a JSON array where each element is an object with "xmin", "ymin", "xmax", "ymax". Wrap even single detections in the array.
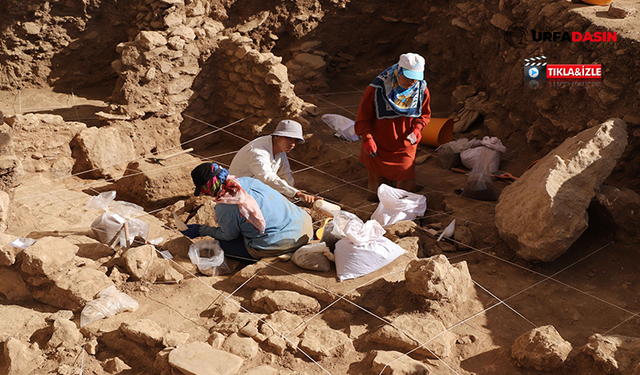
[
  {"xmin": 272, "ymin": 119, "xmax": 305, "ymax": 143},
  {"xmin": 398, "ymin": 53, "xmax": 425, "ymax": 80}
]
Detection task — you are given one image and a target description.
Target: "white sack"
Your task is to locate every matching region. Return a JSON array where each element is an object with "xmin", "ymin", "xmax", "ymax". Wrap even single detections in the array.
[
  {"xmin": 334, "ymin": 236, "xmax": 406, "ymax": 282},
  {"xmin": 292, "ymin": 242, "xmax": 332, "ymax": 272},
  {"xmin": 371, "ymin": 184, "xmax": 427, "ymax": 227},
  {"xmin": 460, "ymin": 136, "xmax": 505, "ymax": 173},
  {"xmin": 321, "ymin": 114, "xmax": 359, "ymax": 141},
  {"xmin": 343, "ymin": 219, "xmax": 385, "ymax": 245}
]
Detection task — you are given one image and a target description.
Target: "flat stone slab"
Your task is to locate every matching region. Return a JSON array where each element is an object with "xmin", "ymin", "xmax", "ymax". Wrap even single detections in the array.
[
  {"xmin": 231, "ymin": 253, "xmax": 416, "ymax": 306},
  {"xmin": 168, "ymin": 341, "xmax": 243, "ymax": 375}
]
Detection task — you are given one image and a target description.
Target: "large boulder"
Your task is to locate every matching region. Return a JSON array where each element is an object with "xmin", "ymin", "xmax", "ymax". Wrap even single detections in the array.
[
  {"xmin": 495, "ymin": 119, "xmax": 627, "ymax": 262},
  {"xmin": 20, "ymin": 237, "xmax": 78, "ymax": 279},
  {"xmin": 369, "ymin": 314, "xmax": 456, "ymax": 359},
  {"xmin": 595, "ymin": 186, "xmax": 640, "ymax": 242},
  {"xmin": 28, "ymin": 267, "xmax": 114, "ymax": 311},
  {"xmin": 582, "ymin": 333, "xmax": 640, "ymax": 374},
  {"xmin": 511, "ymin": 325, "xmax": 572, "ymax": 371},
  {"xmin": 405, "ymin": 255, "xmax": 475, "ymax": 305},
  {"xmin": 114, "ymin": 154, "xmax": 200, "ymax": 207},
  {"xmin": 0, "ymin": 337, "xmax": 45, "ymax": 375},
  {"xmin": 73, "ymin": 126, "xmax": 135, "ymax": 179}
]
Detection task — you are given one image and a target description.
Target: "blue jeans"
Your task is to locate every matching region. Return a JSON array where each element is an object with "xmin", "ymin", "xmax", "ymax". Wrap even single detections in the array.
[{"xmin": 218, "ymin": 237, "xmax": 257, "ymax": 263}]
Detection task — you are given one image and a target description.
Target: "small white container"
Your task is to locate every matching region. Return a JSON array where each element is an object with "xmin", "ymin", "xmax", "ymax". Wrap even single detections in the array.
[{"xmin": 313, "ymin": 200, "xmax": 341, "ymax": 217}]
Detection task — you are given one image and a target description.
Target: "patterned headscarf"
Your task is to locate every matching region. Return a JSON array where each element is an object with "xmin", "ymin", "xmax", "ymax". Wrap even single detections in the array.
[
  {"xmin": 191, "ymin": 163, "xmax": 266, "ymax": 234},
  {"xmin": 192, "ymin": 163, "xmax": 229, "ymax": 197},
  {"xmin": 369, "ymin": 63, "xmax": 427, "ymax": 120}
]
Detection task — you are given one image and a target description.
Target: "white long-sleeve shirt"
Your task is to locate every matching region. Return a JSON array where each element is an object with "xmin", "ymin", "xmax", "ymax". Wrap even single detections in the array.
[{"xmin": 229, "ymin": 135, "xmax": 298, "ymax": 198}]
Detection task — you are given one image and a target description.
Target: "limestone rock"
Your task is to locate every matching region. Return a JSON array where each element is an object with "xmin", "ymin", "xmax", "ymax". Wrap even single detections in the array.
[
  {"xmin": 369, "ymin": 314, "xmax": 456, "ymax": 359},
  {"xmin": 23, "ymin": 22, "xmax": 41, "ymax": 35},
  {"xmin": 495, "ymin": 119, "xmax": 628, "ymax": 262},
  {"xmin": 103, "ymin": 357, "xmax": 131, "ymax": 373},
  {"xmin": 298, "ymin": 322, "xmax": 354, "ymax": 360},
  {"xmin": 0, "ymin": 267, "xmax": 30, "ymax": 302},
  {"xmin": 74, "ymin": 126, "xmax": 136, "ymax": 179},
  {"xmin": 0, "ymin": 338, "xmax": 45, "ymax": 375},
  {"xmin": 137, "ymin": 31, "xmax": 167, "ymax": 50},
  {"xmin": 164, "ymin": 13, "xmax": 184, "ymax": 28},
  {"xmin": 115, "ymin": 155, "xmax": 200, "ymax": 207},
  {"xmin": 20, "ymin": 237, "xmax": 78, "ymax": 278},
  {"xmin": 252, "ymin": 289, "xmax": 321, "ymax": 315},
  {"xmin": 370, "ymin": 350, "xmax": 431, "ymax": 375},
  {"xmin": 163, "ymin": 331, "xmax": 190, "ymax": 348},
  {"xmin": 168, "ymin": 341, "xmax": 243, "ymax": 375},
  {"xmin": 221, "ymin": 333, "xmax": 259, "ymax": 359},
  {"xmin": 46, "ymin": 318, "xmax": 83, "ymax": 350},
  {"xmin": 385, "ymin": 220, "xmax": 418, "ymax": 237},
  {"xmin": 595, "ymin": 186, "xmax": 640, "ymax": 242},
  {"xmin": 0, "ymin": 191, "xmax": 10, "ymax": 232},
  {"xmin": 30, "ymin": 267, "xmax": 114, "ymax": 311},
  {"xmin": 160, "ymin": 0, "xmax": 185, "ymax": 6},
  {"xmin": 260, "ymin": 311, "xmax": 305, "ymax": 338},
  {"xmin": 405, "ymin": 255, "xmax": 474, "ymax": 305},
  {"xmin": 511, "ymin": 325, "xmax": 572, "ymax": 371},
  {"xmin": 265, "ymin": 64, "xmax": 289, "ymax": 85},
  {"xmin": 121, "ymin": 319, "xmax": 165, "ymax": 347},
  {"xmin": 395, "ymin": 236, "xmax": 419, "ymax": 256},
  {"xmin": 64, "ymin": 235, "xmax": 114, "ymax": 260},
  {"xmin": 122, "ymin": 245, "xmax": 157, "ymax": 281},
  {"xmin": 582, "ymin": 333, "xmax": 640, "ymax": 374},
  {"xmin": 171, "ymin": 26, "xmax": 196, "ymax": 41},
  {"xmin": 0, "ymin": 237, "xmax": 21, "ymax": 267}
]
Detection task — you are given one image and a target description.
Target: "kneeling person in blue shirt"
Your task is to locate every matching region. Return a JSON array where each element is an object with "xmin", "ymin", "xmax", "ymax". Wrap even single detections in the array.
[{"xmin": 183, "ymin": 162, "xmax": 313, "ymax": 260}]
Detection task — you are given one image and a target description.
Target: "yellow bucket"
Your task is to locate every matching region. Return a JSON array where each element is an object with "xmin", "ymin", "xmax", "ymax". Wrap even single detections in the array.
[
  {"xmin": 316, "ymin": 218, "xmax": 332, "ymax": 240},
  {"xmin": 420, "ymin": 117, "xmax": 458, "ymax": 147}
]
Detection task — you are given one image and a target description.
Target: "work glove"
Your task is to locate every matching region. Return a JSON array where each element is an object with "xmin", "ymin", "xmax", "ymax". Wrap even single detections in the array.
[
  {"xmin": 182, "ymin": 224, "xmax": 201, "ymax": 239},
  {"xmin": 363, "ymin": 134, "xmax": 377, "ymax": 157},
  {"xmin": 407, "ymin": 127, "xmax": 422, "ymax": 145}
]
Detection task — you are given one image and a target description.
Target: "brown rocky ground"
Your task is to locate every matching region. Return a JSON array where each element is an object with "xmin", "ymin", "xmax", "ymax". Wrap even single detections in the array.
[{"xmin": 1, "ymin": 0, "xmax": 640, "ymax": 374}]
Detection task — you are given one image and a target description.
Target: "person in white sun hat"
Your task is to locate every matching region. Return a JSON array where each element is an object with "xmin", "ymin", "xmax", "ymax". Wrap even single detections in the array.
[
  {"xmin": 229, "ymin": 119, "xmax": 320, "ymax": 205},
  {"xmin": 354, "ymin": 52, "xmax": 432, "ymax": 202}
]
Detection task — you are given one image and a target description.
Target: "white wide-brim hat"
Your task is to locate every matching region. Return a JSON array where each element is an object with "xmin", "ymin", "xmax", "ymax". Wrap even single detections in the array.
[
  {"xmin": 398, "ymin": 53, "xmax": 425, "ymax": 80},
  {"xmin": 272, "ymin": 120, "xmax": 305, "ymax": 143}
]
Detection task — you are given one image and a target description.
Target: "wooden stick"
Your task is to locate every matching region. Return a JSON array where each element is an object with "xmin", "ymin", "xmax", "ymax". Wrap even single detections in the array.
[{"xmin": 123, "ymin": 221, "xmax": 130, "ymax": 249}]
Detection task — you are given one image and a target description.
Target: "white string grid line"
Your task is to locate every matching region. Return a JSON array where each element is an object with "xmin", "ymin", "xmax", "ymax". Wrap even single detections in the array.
[
  {"xmin": 18, "ymin": 182, "xmax": 459, "ymax": 374},
  {"xmin": 28, "ymin": 178, "xmax": 626, "ymax": 375},
  {"xmin": 4, "ymin": 90, "xmax": 631, "ymax": 373},
  {"xmin": 12, "ymin": 111, "xmax": 260, "ymax": 195},
  {"xmin": 378, "ymin": 241, "xmax": 615, "ymax": 375}
]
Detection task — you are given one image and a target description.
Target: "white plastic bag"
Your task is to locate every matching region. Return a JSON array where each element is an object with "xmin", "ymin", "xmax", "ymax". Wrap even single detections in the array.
[
  {"xmin": 80, "ymin": 285, "xmax": 139, "ymax": 327},
  {"xmin": 460, "ymin": 136, "xmax": 506, "ymax": 173},
  {"xmin": 334, "ymin": 236, "xmax": 405, "ymax": 282},
  {"xmin": 331, "ymin": 210, "xmax": 363, "ymax": 239},
  {"xmin": 321, "ymin": 114, "xmax": 359, "ymax": 141},
  {"xmin": 188, "ymin": 240, "xmax": 231, "ymax": 276},
  {"xmin": 371, "ymin": 184, "xmax": 427, "ymax": 227},
  {"xmin": 343, "ymin": 219, "xmax": 385, "ymax": 245},
  {"xmin": 292, "ymin": 242, "xmax": 332, "ymax": 272},
  {"xmin": 88, "ymin": 191, "xmax": 150, "ymax": 246}
]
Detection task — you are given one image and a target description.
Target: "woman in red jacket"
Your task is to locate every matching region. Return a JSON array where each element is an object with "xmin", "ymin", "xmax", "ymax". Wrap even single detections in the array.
[{"xmin": 355, "ymin": 53, "xmax": 431, "ymax": 202}]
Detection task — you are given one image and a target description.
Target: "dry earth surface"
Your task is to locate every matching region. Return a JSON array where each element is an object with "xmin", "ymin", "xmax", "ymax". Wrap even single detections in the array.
[{"xmin": 1, "ymin": 0, "xmax": 640, "ymax": 375}]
